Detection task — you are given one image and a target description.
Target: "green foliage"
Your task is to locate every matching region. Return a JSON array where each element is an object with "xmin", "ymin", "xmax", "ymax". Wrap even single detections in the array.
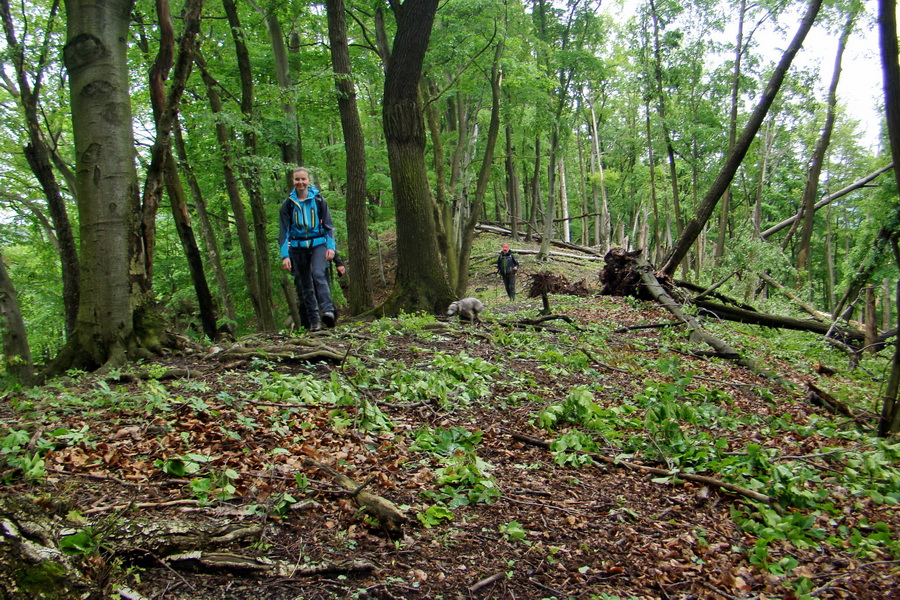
[
  {"xmin": 411, "ymin": 426, "xmax": 483, "ymax": 456},
  {"xmin": 1, "ymin": 429, "xmax": 46, "ymax": 482},
  {"xmin": 498, "ymin": 520, "xmax": 528, "ymax": 542}
]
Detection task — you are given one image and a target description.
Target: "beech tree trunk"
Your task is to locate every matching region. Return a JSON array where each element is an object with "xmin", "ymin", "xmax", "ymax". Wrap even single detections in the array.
[
  {"xmin": 61, "ymin": 0, "xmax": 140, "ymax": 369},
  {"xmin": 661, "ymin": 0, "xmax": 823, "ymax": 276}
]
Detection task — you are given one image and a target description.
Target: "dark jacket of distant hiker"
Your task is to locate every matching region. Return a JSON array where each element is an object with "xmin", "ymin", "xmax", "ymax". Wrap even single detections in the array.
[{"xmin": 496, "ymin": 247, "xmax": 519, "ymax": 300}]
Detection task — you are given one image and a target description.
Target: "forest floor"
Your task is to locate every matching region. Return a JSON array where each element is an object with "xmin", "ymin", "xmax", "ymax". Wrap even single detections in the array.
[{"xmin": 1, "ymin": 231, "xmax": 899, "ymax": 600}]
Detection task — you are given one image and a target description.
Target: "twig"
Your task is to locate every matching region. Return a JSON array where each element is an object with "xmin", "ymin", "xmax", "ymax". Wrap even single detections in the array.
[
  {"xmin": 698, "ymin": 580, "xmax": 743, "ymax": 600},
  {"xmin": 612, "ymin": 322, "xmax": 682, "ymax": 333},
  {"xmin": 147, "ymin": 550, "xmax": 197, "ymax": 591},
  {"xmin": 810, "ymin": 560, "xmax": 900, "ymax": 596},
  {"xmin": 469, "ymin": 572, "xmax": 506, "ymax": 592}
]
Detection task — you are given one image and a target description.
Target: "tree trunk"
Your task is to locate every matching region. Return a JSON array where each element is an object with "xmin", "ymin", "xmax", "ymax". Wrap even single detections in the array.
[
  {"xmin": 877, "ymin": 0, "xmax": 900, "ymax": 436},
  {"xmin": 456, "ymin": 41, "xmax": 503, "ymax": 297},
  {"xmin": 648, "ymin": 0, "xmax": 684, "ymax": 240},
  {"xmin": 381, "ymin": 0, "xmax": 453, "ymax": 315},
  {"xmin": 589, "ymin": 99, "xmax": 610, "ymax": 252},
  {"xmin": 62, "ymin": 0, "xmax": 140, "ymax": 369},
  {"xmin": 714, "ymin": 0, "xmax": 745, "ymax": 264},
  {"xmin": 661, "ymin": 0, "xmax": 823, "ymax": 276},
  {"xmin": 559, "ymin": 155, "xmax": 570, "ymax": 243},
  {"xmin": 195, "ymin": 50, "xmax": 265, "ymax": 328},
  {"xmin": 0, "ymin": 249, "xmax": 34, "ymax": 386},
  {"xmin": 644, "ymin": 102, "xmax": 662, "ymax": 262},
  {"xmin": 164, "ymin": 151, "xmax": 218, "ymax": 341},
  {"xmin": 505, "ymin": 125, "xmax": 521, "ymax": 242},
  {"xmin": 795, "ymin": 10, "xmax": 855, "ymax": 276},
  {"xmin": 0, "ymin": 0, "xmax": 80, "ymax": 338},
  {"xmin": 325, "ymin": 0, "xmax": 374, "ymax": 315},
  {"xmin": 247, "ymin": 0, "xmax": 301, "ymax": 180},
  {"xmin": 526, "ymin": 137, "xmax": 542, "ymax": 242},
  {"xmin": 145, "ymin": 0, "xmax": 212, "ymax": 341},
  {"xmin": 172, "ymin": 121, "xmax": 238, "ymax": 331},
  {"xmin": 223, "ymin": 0, "xmax": 276, "ymax": 331}
]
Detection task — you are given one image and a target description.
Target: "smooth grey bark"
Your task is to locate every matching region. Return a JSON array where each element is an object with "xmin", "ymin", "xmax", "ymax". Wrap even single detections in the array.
[{"xmin": 62, "ymin": 0, "xmax": 139, "ymax": 368}]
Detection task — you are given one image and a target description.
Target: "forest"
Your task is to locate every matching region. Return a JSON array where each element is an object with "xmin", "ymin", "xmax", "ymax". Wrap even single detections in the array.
[{"xmin": 2, "ymin": 0, "xmax": 900, "ymax": 597}]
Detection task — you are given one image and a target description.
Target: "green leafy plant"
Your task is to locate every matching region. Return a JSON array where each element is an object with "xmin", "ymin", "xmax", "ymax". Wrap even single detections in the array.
[{"xmin": 499, "ymin": 520, "xmax": 528, "ymax": 542}]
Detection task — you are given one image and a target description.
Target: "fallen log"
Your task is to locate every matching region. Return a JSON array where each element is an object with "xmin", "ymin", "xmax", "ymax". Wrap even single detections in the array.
[
  {"xmin": 304, "ymin": 458, "xmax": 406, "ymax": 538},
  {"xmin": 475, "ymin": 223, "xmax": 605, "ymax": 257},
  {"xmin": 634, "ymin": 256, "xmax": 782, "ymax": 381},
  {"xmin": 164, "ymin": 551, "xmax": 374, "ymax": 577},
  {"xmin": 511, "ymin": 432, "xmax": 774, "ymax": 505},
  {"xmin": 674, "ymin": 278, "xmax": 758, "ymax": 312},
  {"xmin": 693, "ymin": 299, "xmax": 865, "ymax": 343},
  {"xmin": 757, "ymin": 272, "xmax": 833, "ymax": 323}
]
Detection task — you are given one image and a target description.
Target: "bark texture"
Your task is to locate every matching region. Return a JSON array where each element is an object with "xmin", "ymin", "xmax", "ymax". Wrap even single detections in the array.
[
  {"xmin": 63, "ymin": 0, "xmax": 140, "ymax": 369},
  {"xmin": 381, "ymin": 0, "xmax": 454, "ymax": 315}
]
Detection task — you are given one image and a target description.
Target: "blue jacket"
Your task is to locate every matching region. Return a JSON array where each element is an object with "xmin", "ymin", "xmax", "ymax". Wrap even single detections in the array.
[{"xmin": 278, "ymin": 186, "xmax": 336, "ymax": 259}]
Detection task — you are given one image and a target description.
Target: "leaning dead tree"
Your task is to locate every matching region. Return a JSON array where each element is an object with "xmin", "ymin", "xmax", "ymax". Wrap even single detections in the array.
[{"xmin": 600, "ymin": 249, "xmax": 783, "ymax": 381}]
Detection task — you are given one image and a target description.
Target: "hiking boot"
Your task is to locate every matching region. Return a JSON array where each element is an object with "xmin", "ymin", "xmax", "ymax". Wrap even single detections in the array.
[
  {"xmin": 309, "ymin": 322, "xmax": 323, "ymax": 332},
  {"xmin": 322, "ymin": 311, "xmax": 336, "ymax": 328}
]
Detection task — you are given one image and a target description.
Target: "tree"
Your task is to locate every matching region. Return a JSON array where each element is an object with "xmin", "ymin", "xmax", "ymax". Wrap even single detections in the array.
[
  {"xmin": 794, "ymin": 6, "xmax": 857, "ymax": 279},
  {"xmin": 0, "ymin": 0, "xmax": 79, "ymax": 338},
  {"xmin": 380, "ymin": 0, "xmax": 454, "ymax": 315},
  {"xmin": 877, "ymin": 0, "xmax": 900, "ymax": 437},
  {"xmin": 660, "ymin": 0, "xmax": 824, "ymax": 277},
  {"xmin": 56, "ymin": 0, "xmax": 141, "ymax": 370},
  {"xmin": 325, "ymin": 0, "xmax": 374, "ymax": 315},
  {"xmin": 0, "ymin": 248, "xmax": 33, "ymax": 385}
]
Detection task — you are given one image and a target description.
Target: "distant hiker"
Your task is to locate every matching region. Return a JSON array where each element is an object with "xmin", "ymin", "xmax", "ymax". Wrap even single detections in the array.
[
  {"xmin": 278, "ymin": 166, "xmax": 337, "ymax": 332},
  {"xmin": 495, "ymin": 244, "xmax": 519, "ymax": 301}
]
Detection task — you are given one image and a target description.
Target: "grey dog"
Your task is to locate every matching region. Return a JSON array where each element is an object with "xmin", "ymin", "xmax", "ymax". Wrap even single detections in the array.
[{"xmin": 447, "ymin": 297, "xmax": 484, "ymax": 324}]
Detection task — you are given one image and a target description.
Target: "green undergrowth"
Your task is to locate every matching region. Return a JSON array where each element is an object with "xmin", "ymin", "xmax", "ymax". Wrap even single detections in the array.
[{"xmin": 2, "ymin": 295, "xmax": 898, "ymax": 598}]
